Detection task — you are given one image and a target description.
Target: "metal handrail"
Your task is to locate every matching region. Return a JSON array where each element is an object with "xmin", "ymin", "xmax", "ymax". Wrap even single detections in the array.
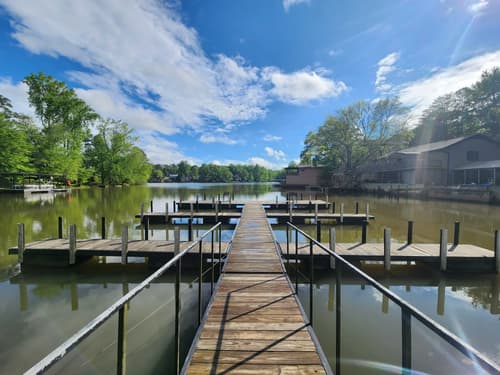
[
  {"xmin": 286, "ymin": 222, "xmax": 500, "ymax": 374},
  {"xmin": 25, "ymin": 222, "xmax": 223, "ymax": 375}
]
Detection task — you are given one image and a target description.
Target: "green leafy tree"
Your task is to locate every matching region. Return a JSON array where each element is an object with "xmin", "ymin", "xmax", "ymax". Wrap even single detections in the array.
[{"xmin": 24, "ymin": 72, "xmax": 98, "ymax": 181}]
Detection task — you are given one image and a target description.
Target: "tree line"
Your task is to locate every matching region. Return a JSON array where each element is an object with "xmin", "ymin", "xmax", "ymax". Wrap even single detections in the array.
[
  {"xmin": 300, "ymin": 68, "xmax": 499, "ymax": 174},
  {"xmin": 151, "ymin": 161, "xmax": 283, "ymax": 183},
  {"xmin": 0, "ymin": 72, "xmax": 151, "ymax": 185}
]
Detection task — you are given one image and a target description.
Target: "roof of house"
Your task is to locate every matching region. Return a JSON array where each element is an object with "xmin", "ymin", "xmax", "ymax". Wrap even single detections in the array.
[
  {"xmin": 395, "ymin": 135, "xmax": 474, "ymax": 155},
  {"xmin": 455, "ymin": 160, "xmax": 500, "ymax": 170}
]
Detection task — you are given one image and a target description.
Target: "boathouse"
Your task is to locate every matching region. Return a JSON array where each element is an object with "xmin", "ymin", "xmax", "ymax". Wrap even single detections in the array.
[
  {"xmin": 360, "ymin": 134, "xmax": 500, "ymax": 186},
  {"xmin": 283, "ymin": 165, "xmax": 326, "ymax": 188}
]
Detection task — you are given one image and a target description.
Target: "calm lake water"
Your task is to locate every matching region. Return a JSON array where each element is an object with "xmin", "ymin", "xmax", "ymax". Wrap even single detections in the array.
[{"xmin": 0, "ymin": 183, "xmax": 498, "ymax": 374}]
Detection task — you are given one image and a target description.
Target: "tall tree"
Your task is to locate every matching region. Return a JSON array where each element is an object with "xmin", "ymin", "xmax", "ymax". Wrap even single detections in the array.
[{"xmin": 24, "ymin": 72, "xmax": 98, "ymax": 180}]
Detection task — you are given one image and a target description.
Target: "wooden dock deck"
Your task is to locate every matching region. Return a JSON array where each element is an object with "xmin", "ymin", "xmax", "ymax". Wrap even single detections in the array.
[
  {"xmin": 184, "ymin": 202, "xmax": 328, "ymax": 374},
  {"xmin": 177, "ymin": 199, "xmax": 331, "ymax": 210}
]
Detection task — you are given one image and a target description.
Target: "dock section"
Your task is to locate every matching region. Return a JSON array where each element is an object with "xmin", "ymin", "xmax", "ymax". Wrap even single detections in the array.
[{"xmin": 185, "ymin": 202, "xmax": 328, "ymax": 374}]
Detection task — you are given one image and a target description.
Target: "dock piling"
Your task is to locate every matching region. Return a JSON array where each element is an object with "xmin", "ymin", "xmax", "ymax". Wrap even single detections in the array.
[
  {"xmin": 355, "ymin": 202, "xmax": 359, "ymax": 214},
  {"xmin": 101, "ymin": 217, "xmax": 106, "ymax": 240},
  {"xmin": 165, "ymin": 202, "xmax": 169, "ymax": 223},
  {"xmin": 314, "ymin": 203, "xmax": 318, "ymax": 222},
  {"xmin": 332, "ymin": 201, "xmax": 336, "ymax": 213},
  {"xmin": 144, "ymin": 217, "xmax": 149, "ymax": 240},
  {"xmin": 361, "ymin": 220, "xmax": 367, "ymax": 244},
  {"xmin": 440, "ymin": 228, "xmax": 448, "ymax": 272},
  {"xmin": 365, "ymin": 203, "xmax": 370, "ymax": 220},
  {"xmin": 17, "ymin": 223, "xmax": 25, "ymax": 264},
  {"xmin": 407, "ymin": 221, "xmax": 413, "ymax": 245},
  {"xmin": 384, "ymin": 228, "xmax": 391, "ymax": 271},
  {"xmin": 121, "ymin": 225, "xmax": 128, "ymax": 264},
  {"xmin": 188, "ymin": 218, "xmax": 193, "ymax": 241},
  {"xmin": 329, "ymin": 227, "xmax": 336, "ymax": 269},
  {"xmin": 453, "ymin": 221, "xmax": 460, "ymax": 246},
  {"xmin": 150, "ymin": 200, "xmax": 153, "ymax": 213},
  {"xmin": 140, "ymin": 203, "xmax": 144, "ymax": 222},
  {"xmin": 316, "ymin": 220, "xmax": 321, "ymax": 242},
  {"xmin": 340, "ymin": 203, "xmax": 344, "ymax": 224},
  {"xmin": 69, "ymin": 224, "xmax": 76, "ymax": 265},
  {"xmin": 495, "ymin": 230, "xmax": 499, "ymax": 273},
  {"xmin": 58, "ymin": 216, "xmax": 63, "ymax": 239}
]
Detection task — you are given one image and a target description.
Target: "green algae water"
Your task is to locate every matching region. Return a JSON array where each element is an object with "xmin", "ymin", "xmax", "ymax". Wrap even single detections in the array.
[{"xmin": 0, "ymin": 183, "xmax": 498, "ymax": 374}]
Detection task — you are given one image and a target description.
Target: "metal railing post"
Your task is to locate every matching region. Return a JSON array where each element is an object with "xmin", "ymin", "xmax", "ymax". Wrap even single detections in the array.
[
  {"xmin": 117, "ymin": 305, "xmax": 127, "ymax": 375},
  {"xmin": 286, "ymin": 225, "xmax": 290, "ymax": 267},
  {"xmin": 402, "ymin": 307, "xmax": 412, "ymax": 374},
  {"xmin": 309, "ymin": 238, "xmax": 314, "ymax": 326},
  {"xmin": 211, "ymin": 230, "xmax": 214, "ymax": 294},
  {"xmin": 198, "ymin": 239, "xmax": 203, "ymax": 326},
  {"xmin": 174, "ymin": 227, "xmax": 181, "ymax": 375},
  {"xmin": 295, "ymin": 228, "xmax": 299, "ymax": 294}
]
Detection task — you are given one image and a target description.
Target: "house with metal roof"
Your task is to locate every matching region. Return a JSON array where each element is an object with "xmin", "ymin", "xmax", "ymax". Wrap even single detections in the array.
[{"xmin": 360, "ymin": 134, "xmax": 500, "ymax": 186}]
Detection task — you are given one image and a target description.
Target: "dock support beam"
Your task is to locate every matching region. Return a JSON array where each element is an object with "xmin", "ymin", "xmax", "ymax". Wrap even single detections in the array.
[
  {"xmin": 440, "ymin": 228, "xmax": 448, "ymax": 272},
  {"xmin": 407, "ymin": 221, "xmax": 413, "ymax": 245},
  {"xmin": 17, "ymin": 223, "xmax": 25, "ymax": 264},
  {"xmin": 384, "ymin": 228, "xmax": 391, "ymax": 271},
  {"xmin": 69, "ymin": 224, "xmax": 76, "ymax": 265},
  {"xmin": 329, "ymin": 227, "xmax": 336, "ymax": 269},
  {"xmin": 121, "ymin": 225, "xmax": 128, "ymax": 264}
]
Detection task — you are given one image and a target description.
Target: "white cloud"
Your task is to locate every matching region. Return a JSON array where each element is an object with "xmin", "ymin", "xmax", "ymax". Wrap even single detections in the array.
[
  {"xmin": 264, "ymin": 68, "xmax": 348, "ymax": 105},
  {"xmin": 138, "ymin": 132, "xmax": 197, "ymax": 165},
  {"xmin": 397, "ymin": 50, "xmax": 500, "ymax": 124},
  {"xmin": 375, "ymin": 52, "xmax": 400, "ymax": 92},
  {"xmin": 467, "ymin": 0, "xmax": 488, "ymax": 15},
  {"xmin": 263, "ymin": 134, "xmax": 282, "ymax": 142},
  {"xmin": 0, "ymin": 0, "xmax": 348, "ymax": 164},
  {"xmin": 247, "ymin": 157, "xmax": 285, "ymax": 170},
  {"xmin": 265, "ymin": 146, "xmax": 286, "ymax": 160},
  {"xmin": 328, "ymin": 49, "xmax": 343, "ymax": 57},
  {"xmin": 283, "ymin": 0, "xmax": 310, "ymax": 12},
  {"xmin": 0, "ymin": 78, "xmax": 36, "ymax": 119},
  {"xmin": 199, "ymin": 134, "xmax": 239, "ymax": 145}
]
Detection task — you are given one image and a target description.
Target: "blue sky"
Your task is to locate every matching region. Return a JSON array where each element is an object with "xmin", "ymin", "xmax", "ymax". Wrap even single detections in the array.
[{"xmin": 0, "ymin": 0, "xmax": 499, "ymax": 169}]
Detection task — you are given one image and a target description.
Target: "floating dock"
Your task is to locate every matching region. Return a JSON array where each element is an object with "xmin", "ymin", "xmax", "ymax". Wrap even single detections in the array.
[{"xmin": 184, "ymin": 202, "xmax": 329, "ymax": 374}]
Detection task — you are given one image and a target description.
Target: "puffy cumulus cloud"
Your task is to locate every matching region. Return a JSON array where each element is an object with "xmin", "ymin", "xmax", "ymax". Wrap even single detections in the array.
[
  {"xmin": 199, "ymin": 134, "xmax": 239, "ymax": 145},
  {"xmin": 263, "ymin": 134, "xmax": 282, "ymax": 142},
  {"xmin": 375, "ymin": 52, "xmax": 400, "ymax": 92},
  {"xmin": 264, "ymin": 146, "xmax": 286, "ymax": 161},
  {"xmin": 264, "ymin": 68, "xmax": 348, "ymax": 105},
  {"xmin": 137, "ymin": 131, "xmax": 198, "ymax": 165},
  {"xmin": 398, "ymin": 50, "xmax": 500, "ymax": 124},
  {"xmin": 283, "ymin": 0, "xmax": 310, "ymax": 12}
]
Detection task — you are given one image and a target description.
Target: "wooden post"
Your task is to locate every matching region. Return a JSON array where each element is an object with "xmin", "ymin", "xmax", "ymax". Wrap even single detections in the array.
[
  {"xmin": 340, "ymin": 203, "xmax": 344, "ymax": 224},
  {"xmin": 101, "ymin": 217, "xmax": 106, "ymax": 240},
  {"xmin": 384, "ymin": 228, "xmax": 391, "ymax": 271},
  {"xmin": 361, "ymin": 220, "xmax": 367, "ymax": 244},
  {"xmin": 190, "ymin": 202, "xmax": 194, "ymax": 218},
  {"xmin": 453, "ymin": 221, "xmax": 460, "ymax": 246},
  {"xmin": 58, "ymin": 216, "xmax": 63, "ymax": 239},
  {"xmin": 69, "ymin": 224, "xmax": 76, "ymax": 265},
  {"xmin": 173, "ymin": 200, "xmax": 176, "ymax": 213},
  {"xmin": 188, "ymin": 218, "xmax": 193, "ymax": 241},
  {"xmin": 196, "ymin": 196, "xmax": 199, "ymax": 212},
  {"xmin": 332, "ymin": 202, "xmax": 336, "ymax": 213},
  {"xmin": 494, "ymin": 230, "xmax": 499, "ymax": 274},
  {"xmin": 144, "ymin": 217, "xmax": 149, "ymax": 240},
  {"xmin": 150, "ymin": 200, "xmax": 153, "ymax": 213},
  {"xmin": 365, "ymin": 203, "xmax": 369, "ymax": 220},
  {"xmin": 117, "ymin": 305, "xmax": 127, "ymax": 374},
  {"xmin": 437, "ymin": 279, "xmax": 446, "ymax": 315},
  {"xmin": 140, "ymin": 203, "xmax": 144, "ymax": 223},
  {"xmin": 215, "ymin": 201, "xmax": 219, "ymax": 222},
  {"xmin": 440, "ymin": 228, "xmax": 448, "ymax": 272},
  {"xmin": 17, "ymin": 223, "xmax": 25, "ymax": 264},
  {"xmin": 355, "ymin": 202, "xmax": 359, "ymax": 214},
  {"xmin": 121, "ymin": 225, "xmax": 128, "ymax": 264},
  {"xmin": 329, "ymin": 227, "xmax": 336, "ymax": 269},
  {"xmin": 275, "ymin": 196, "xmax": 278, "ymax": 208},
  {"xmin": 316, "ymin": 220, "xmax": 321, "ymax": 242},
  {"xmin": 407, "ymin": 221, "xmax": 413, "ymax": 245},
  {"xmin": 309, "ymin": 200, "xmax": 312, "ymax": 213},
  {"xmin": 289, "ymin": 201, "xmax": 293, "ymax": 223},
  {"xmin": 174, "ymin": 226, "xmax": 180, "ymax": 254},
  {"xmin": 314, "ymin": 203, "xmax": 318, "ymax": 223},
  {"xmin": 165, "ymin": 202, "xmax": 169, "ymax": 224}
]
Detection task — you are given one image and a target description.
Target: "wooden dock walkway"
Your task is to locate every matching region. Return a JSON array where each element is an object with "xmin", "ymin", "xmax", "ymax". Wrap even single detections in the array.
[
  {"xmin": 184, "ymin": 202, "xmax": 328, "ymax": 374},
  {"xmin": 177, "ymin": 199, "xmax": 331, "ymax": 210}
]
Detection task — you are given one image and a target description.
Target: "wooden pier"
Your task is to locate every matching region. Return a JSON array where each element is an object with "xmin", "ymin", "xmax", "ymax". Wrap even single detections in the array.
[
  {"xmin": 184, "ymin": 202, "xmax": 329, "ymax": 374},
  {"xmin": 176, "ymin": 199, "xmax": 331, "ymax": 210}
]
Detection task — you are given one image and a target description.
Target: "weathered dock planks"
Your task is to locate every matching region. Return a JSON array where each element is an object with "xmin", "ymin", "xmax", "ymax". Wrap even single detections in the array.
[{"xmin": 184, "ymin": 202, "xmax": 328, "ymax": 374}]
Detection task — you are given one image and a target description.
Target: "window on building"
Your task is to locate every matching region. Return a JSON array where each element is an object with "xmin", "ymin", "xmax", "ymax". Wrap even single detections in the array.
[{"xmin": 466, "ymin": 151, "xmax": 479, "ymax": 162}]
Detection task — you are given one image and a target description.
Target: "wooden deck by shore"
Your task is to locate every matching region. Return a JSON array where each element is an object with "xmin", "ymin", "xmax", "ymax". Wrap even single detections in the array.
[{"xmin": 183, "ymin": 202, "xmax": 329, "ymax": 374}]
